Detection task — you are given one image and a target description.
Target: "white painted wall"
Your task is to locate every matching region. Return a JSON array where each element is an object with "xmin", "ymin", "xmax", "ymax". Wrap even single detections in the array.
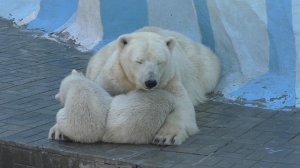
[
  {"xmin": 0, "ymin": 0, "xmax": 40, "ymax": 25},
  {"xmin": 56, "ymin": 0, "xmax": 103, "ymax": 51},
  {"xmin": 207, "ymin": 0, "xmax": 269, "ymax": 96},
  {"xmin": 147, "ymin": 0, "xmax": 201, "ymax": 42}
]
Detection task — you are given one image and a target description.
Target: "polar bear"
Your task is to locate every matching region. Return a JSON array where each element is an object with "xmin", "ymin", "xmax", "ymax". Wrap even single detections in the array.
[
  {"xmin": 103, "ymin": 89, "xmax": 175, "ymax": 144},
  {"xmin": 86, "ymin": 27, "xmax": 220, "ymax": 145},
  {"xmin": 49, "ymin": 70, "xmax": 175, "ymax": 144},
  {"xmin": 49, "ymin": 70, "xmax": 112, "ymax": 143}
]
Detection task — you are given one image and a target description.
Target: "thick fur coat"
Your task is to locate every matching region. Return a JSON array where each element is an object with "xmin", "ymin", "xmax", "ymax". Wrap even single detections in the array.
[
  {"xmin": 49, "ymin": 70, "xmax": 175, "ymax": 144},
  {"xmin": 86, "ymin": 27, "xmax": 220, "ymax": 145}
]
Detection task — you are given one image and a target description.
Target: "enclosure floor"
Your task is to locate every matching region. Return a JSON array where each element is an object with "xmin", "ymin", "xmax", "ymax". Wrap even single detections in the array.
[{"xmin": 0, "ymin": 19, "xmax": 300, "ymax": 168}]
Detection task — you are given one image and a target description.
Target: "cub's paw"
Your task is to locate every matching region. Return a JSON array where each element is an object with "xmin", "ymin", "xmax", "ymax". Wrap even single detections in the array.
[
  {"xmin": 48, "ymin": 124, "xmax": 67, "ymax": 141},
  {"xmin": 152, "ymin": 126, "xmax": 188, "ymax": 145}
]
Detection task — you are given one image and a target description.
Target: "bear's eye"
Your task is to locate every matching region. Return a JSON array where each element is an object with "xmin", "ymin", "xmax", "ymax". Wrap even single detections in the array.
[{"xmin": 136, "ymin": 60, "xmax": 143, "ymax": 64}]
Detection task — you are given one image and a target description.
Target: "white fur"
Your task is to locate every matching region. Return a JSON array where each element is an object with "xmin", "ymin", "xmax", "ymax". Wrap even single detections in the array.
[
  {"xmin": 86, "ymin": 27, "xmax": 220, "ymax": 145},
  {"xmin": 87, "ymin": 27, "xmax": 220, "ymax": 104},
  {"xmin": 49, "ymin": 70, "xmax": 175, "ymax": 144},
  {"xmin": 103, "ymin": 89, "xmax": 175, "ymax": 144},
  {"xmin": 49, "ymin": 70, "xmax": 112, "ymax": 143}
]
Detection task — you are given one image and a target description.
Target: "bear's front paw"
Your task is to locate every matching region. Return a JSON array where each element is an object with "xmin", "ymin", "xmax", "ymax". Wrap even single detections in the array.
[
  {"xmin": 152, "ymin": 126, "xmax": 188, "ymax": 145},
  {"xmin": 48, "ymin": 124, "xmax": 67, "ymax": 141}
]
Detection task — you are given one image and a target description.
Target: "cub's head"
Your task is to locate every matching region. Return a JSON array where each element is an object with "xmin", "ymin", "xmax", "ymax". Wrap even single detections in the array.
[
  {"xmin": 117, "ymin": 32, "xmax": 176, "ymax": 90},
  {"xmin": 55, "ymin": 69, "xmax": 84, "ymax": 104}
]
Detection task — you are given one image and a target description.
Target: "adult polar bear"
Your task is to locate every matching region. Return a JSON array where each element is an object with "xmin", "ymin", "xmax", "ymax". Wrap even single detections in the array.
[{"xmin": 87, "ymin": 27, "xmax": 220, "ymax": 145}]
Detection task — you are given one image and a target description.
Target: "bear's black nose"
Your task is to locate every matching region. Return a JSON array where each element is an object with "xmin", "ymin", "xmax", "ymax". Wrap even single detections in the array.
[{"xmin": 145, "ymin": 80, "xmax": 157, "ymax": 89}]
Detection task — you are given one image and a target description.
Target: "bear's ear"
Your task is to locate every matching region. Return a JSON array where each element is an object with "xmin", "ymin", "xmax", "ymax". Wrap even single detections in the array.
[
  {"xmin": 71, "ymin": 69, "xmax": 78, "ymax": 74},
  {"xmin": 118, "ymin": 35, "xmax": 130, "ymax": 49},
  {"xmin": 55, "ymin": 93, "xmax": 60, "ymax": 101},
  {"xmin": 165, "ymin": 37, "xmax": 175, "ymax": 51},
  {"xmin": 71, "ymin": 69, "xmax": 83, "ymax": 76}
]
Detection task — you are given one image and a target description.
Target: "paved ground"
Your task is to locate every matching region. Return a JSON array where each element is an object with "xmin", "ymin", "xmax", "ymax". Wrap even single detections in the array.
[{"xmin": 0, "ymin": 18, "xmax": 300, "ymax": 168}]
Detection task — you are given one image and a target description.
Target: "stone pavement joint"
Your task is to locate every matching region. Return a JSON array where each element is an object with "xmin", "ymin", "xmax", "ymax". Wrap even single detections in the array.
[{"xmin": 0, "ymin": 18, "xmax": 299, "ymax": 168}]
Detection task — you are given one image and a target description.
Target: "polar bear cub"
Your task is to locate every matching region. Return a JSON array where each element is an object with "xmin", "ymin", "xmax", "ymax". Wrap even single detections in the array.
[
  {"xmin": 49, "ymin": 70, "xmax": 175, "ymax": 144},
  {"xmin": 103, "ymin": 89, "xmax": 175, "ymax": 144},
  {"xmin": 49, "ymin": 69, "xmax": 112, "ymax": 143}
]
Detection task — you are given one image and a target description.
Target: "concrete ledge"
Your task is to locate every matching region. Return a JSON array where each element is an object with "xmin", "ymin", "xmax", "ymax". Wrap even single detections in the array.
[{"xmin": 0, "ymin": 140, "xmax": 136, "ymax": 168}]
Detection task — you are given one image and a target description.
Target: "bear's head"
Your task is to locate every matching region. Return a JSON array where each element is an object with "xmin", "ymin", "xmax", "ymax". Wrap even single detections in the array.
[
  {"xmin": 55, "ymin": 69, "xmax": 84, "ymax": 104},
  {"xmin": 117, "ymin": 32, "xmax": 176, "ymax": 90}
]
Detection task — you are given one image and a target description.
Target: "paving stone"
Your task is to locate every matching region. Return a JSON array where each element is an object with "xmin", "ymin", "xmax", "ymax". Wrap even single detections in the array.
[
  {"xmin": 250, "ymin": 161, "xmax": 275, "ymax": 168},
  {"xmin": 205, "ymin": 127, "xmax": 249, "ymax": 139},
  {"xmin": 247, "ymin": 146, "xmax": 293, "ymax": 163},
  {"xmin": 235, "ymin": 130, "xmax": 295, "ymax": 147},
  {"xmin": 281, "ymin": 149, "xmax": 300, "ymax": 164},
  {"xmin": 253, "ymin": 118, "xmax": 300, "ymax": 134},
  {"xmin": 272, "ymin": 163, "xmax": 300, "ymax": 168},
  {"xmin": 285, "ymin": 134, "xmax": 300, "ymax": 149},
  {"xmin": 215, "ymin": 142, "xmax": 256, "ymax": 159},
  {"xmin": 0, "ymin": 123, "xmax": 31, "ymax": 131},
  {"xmin": 0, "ymin": 110, "xmax": 29, "ymax": 121},
  {"xmin": 201, "ymin": 113, "xmax": 263, "ymax": 130},
  {"xmin": 214, "ymin": 158, "xmax": 255, "ymax": 168},
  {"xmin": 0, "ymin": 130, "xmax": 25, "ymax": 138},
  {"xmin": 163, "ymin": 134, "xmax": 231, "ymax": 155}
]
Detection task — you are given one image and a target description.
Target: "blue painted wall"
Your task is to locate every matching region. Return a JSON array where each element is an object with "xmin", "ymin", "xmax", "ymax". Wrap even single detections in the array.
[
  {"xmin": 28, "ymin": 0, "xmax": 78, "ymax": 31},
  {"xmin": 194, "ymin": 0, "xmax": 215, "ymax": 51},
  {"xmin": 100, "ymin": 0, "xmax": 148, "ymax": 42},
  {"xmin": 267, "ymin": 0, "xmax": 296, "ymax": 77}
]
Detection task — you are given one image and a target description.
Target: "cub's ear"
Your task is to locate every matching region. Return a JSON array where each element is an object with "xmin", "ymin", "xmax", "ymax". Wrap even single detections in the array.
[
  {"xmin": 71, "ymin": 69, "xmax": 83, "ymax": 76},
  {"xmin": 71, "ymin": 69, "xmax": 78, "ymax": 74},
  {"xmin": 55, "ymin": 93, "xmax": 60, "ymax": 101},
  {"xmin": 165, "ymin": 37, "xmax": 176, "ymax": 51},
  {"xmin": 118, "ymin": 34, "xmax": 131, "ymax": 49}
]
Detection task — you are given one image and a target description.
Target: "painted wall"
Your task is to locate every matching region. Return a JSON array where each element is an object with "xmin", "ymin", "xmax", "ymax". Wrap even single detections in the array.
[{"xmin": 1, "ymin": 0, "xmax": 299, "ymax": 110}]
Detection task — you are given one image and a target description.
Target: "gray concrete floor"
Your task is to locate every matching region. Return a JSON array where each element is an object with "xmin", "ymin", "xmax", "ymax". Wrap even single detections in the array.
[{"xmin": 0, "ymin": 19, "xmax": 300, "ymax": 168}]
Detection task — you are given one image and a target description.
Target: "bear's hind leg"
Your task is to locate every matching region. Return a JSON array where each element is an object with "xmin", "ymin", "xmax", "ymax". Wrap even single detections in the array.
[
  {"xmin": 48, "ymin": 108, "xmax": 70, "ymax": 141},
  {"xmin": 48, "ymin": 124, "xmax": 69, "ymax": 141}
]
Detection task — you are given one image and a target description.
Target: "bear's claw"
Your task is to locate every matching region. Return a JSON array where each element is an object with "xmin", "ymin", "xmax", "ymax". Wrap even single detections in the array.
[
  {"xmin": 152, "ymin": 127, "xmax": 188, "ymax": 145},
  {"xmin": 152, "ymin": 135, "xmax": 176, "ymax": 145},
  {"xmin": 48, "ymin": 124, "xmax": 67, "ymax": 141}
]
